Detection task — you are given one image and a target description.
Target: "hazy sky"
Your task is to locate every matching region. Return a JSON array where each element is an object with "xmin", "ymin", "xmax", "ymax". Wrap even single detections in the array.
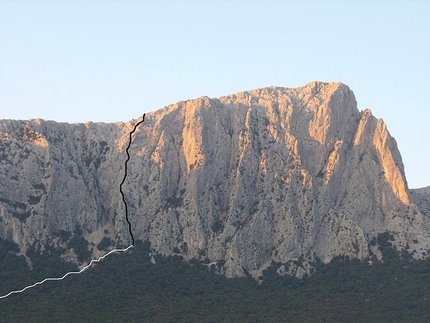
[{"xmin": 1, "ymin": 1, "xmax": 429, "ymax": 188}]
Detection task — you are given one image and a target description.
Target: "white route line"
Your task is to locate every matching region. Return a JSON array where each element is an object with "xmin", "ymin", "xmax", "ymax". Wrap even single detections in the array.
[{"xmin": 0, "ymin": 245, "xmax": 134, "ymax": 299}]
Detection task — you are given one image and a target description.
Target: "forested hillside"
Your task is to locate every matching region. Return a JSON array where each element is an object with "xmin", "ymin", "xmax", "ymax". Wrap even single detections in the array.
[{"xmin": 0, "ymin": 236, "xmax": 429, "ymax": 322}]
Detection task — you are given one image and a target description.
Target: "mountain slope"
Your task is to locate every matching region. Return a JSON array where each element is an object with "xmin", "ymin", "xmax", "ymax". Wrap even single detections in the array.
[{"xmin": 0, "ymin": 81, "xmax": 429, "ymax": 277}]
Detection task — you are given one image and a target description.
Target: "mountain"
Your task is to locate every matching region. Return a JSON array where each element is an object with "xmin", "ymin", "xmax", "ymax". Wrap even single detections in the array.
[{"xmin": 1, "ymin": 81, "xmax": 429, "ymax": 278}]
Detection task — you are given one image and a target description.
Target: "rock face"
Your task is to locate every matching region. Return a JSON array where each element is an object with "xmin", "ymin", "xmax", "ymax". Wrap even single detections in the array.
[
  {"xmin": 411, "ymin": 187, "xmax": 430, "ymax": 218},
  {"xmin": 1, "ymin": 81, "xmax": 430, "ymax": 277}
]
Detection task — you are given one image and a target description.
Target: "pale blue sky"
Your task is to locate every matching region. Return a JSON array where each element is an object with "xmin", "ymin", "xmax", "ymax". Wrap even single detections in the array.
[{"xmin": 1, "ymin": 1, "xmax": 429, "ymax": 188}]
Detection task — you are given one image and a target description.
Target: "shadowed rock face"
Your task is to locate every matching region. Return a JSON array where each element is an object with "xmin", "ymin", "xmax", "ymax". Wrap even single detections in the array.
[
  {"xmin": 411, "ymin": 187, "xmax": 430, "ymax": 217},
  {"xmin": 1, "ymin": 81, "xmax": 429, "ymax": 277}
]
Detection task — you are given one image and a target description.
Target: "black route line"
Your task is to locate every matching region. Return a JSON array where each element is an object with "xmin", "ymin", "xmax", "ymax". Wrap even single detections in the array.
[{"xmin": 120, "ymin": 114, "xmax": 145, "ymax": 246}]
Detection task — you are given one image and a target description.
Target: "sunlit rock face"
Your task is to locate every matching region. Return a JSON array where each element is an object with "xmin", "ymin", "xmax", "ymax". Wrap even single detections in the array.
[{"xmin": 1, "ymin": 81, "xmax": 429, "ymax": 277}]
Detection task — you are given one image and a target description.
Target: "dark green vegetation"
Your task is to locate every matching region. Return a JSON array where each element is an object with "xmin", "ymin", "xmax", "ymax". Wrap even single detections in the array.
[
  {"xmin": 97, "ymin": 237, "xmax": 113, "ymax": 251},
  {"xmin": 0, "ymin": 235, "xmax": 429, "ymax": 323},
  {"xmin": 0, "ymin": 237, "xmax": 77, "ymax": 298}
]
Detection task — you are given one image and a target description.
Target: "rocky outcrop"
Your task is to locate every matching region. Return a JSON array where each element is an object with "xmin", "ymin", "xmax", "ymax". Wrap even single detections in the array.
[
  {"xmin": 411, "ymin": 186, "xmax": 430, "ymax": 217},
  {"xmin": 1, "ymin": 81, "xmax": 429, "ymax": 277}
]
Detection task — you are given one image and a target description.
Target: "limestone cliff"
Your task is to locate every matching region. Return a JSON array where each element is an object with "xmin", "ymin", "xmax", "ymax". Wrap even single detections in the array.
[
  {"xmin": 1, "ymin": 81, "xmax": 429, "ymax": 277},
  {"xmin": 411, "ymin": 186, "xmax": 430, "ymax": 218}
]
